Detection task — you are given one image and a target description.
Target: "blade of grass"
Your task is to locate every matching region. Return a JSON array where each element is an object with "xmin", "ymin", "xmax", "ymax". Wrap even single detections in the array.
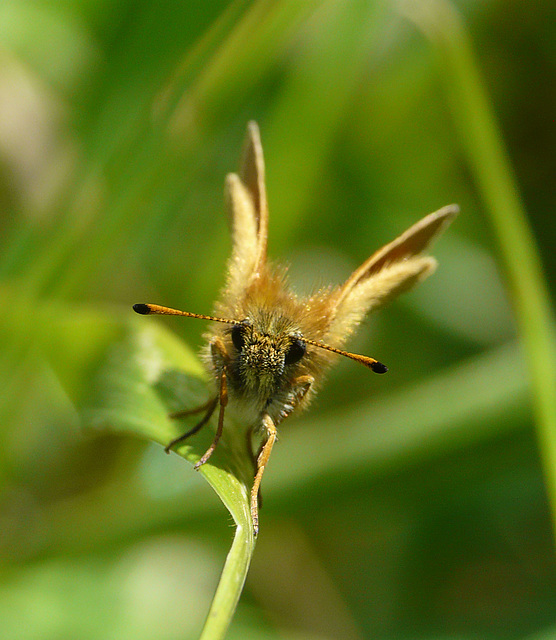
[
  {"xmin": 35, "ymin": 301, "xmax": 257, "ymax": 638},
  {"xmin": 81, "ymin": 315, "xmax": 257, "ymax": 640},
  {"xmin": 399, "ymin": 0, "xmax": 556, "ymax": 535},
  {"xmin": 199, "ymin": 521, "xmax": 253, "ymax": 640}
]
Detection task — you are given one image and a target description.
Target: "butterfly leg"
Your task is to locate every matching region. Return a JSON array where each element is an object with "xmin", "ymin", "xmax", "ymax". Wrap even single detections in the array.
[
  {"xmin": 246, "ymin": 425, "xmax": 262, "ymax": 504},
  {"xmin": 194, "ymin": 366, "xmax": 228, "ymax": 469},
  {"xmin": 165, "ymin": 397, "xmax": 218, "ymax": 453},
  {"xmin": 191, "ymin": 337, "xmax": 230, "ymax": 469},
  {"xmin": 169, "ymin": 398, "xmax": 217, "ymax": 420},
  {"xmin": 251, "ymin": 413, "xmax": 277, "ymax": 537},
  {"xmin": 165, "ymin": 337, "xmax": 229, "ymax": 464},
  {"xmin": 250, "ymin": 375, "xmax": 314, "ymax": 536}
]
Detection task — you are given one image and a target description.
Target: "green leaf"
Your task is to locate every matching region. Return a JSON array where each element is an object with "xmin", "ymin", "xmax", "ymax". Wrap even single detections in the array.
[{"xmin": 42, "ymin": 303, "xmax": 257, "ymax": 638}]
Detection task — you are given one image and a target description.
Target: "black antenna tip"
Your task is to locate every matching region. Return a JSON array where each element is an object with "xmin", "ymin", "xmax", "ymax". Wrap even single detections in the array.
[
  {"xmin": 133, "ymin": 303, "xmax": 151, "ymax": 315},
  {"xmin": 371, "ymin": 361, "xmax": 388, "ymax": 374}
]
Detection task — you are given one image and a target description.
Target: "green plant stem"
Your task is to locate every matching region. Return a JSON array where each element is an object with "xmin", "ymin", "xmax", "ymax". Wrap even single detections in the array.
[
  {"xmin": 401, "ymin": 0, "xmax": 556, "ymax": 536},
  {"xmin": 200, "ymin": 524, "xmax": 254, "ymax": 640},
  {"xmin": 192, "ymin": 437, "xmax": 255, "ymax": 639}
]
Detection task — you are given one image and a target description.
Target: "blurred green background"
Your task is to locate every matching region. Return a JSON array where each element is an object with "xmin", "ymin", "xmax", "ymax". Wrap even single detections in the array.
[{"xmin": 1, "ymin": 0, "xmax": 555, "ymax": 638}]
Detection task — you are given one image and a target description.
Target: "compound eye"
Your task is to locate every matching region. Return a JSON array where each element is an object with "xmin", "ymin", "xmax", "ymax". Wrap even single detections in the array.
[
  {"xmin": 285, "ymin": 337, "xmax": 306, "ymax": 365},
  {"xmin": 231, "ymin": 324, "xmax": 246, "ymax": 351}
]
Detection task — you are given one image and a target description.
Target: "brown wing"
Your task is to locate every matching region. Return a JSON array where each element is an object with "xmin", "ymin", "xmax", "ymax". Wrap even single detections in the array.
[
  {"xmin": 240, "ymin": 120, "xmax": 268, "ymax": 270},
  {"xmin": 223, "ymin": 122, "xmax": 269, "ymax": 301},
  {"xmin": 326, "ymin": 205, "xmax": 459, "ymax": 345}
]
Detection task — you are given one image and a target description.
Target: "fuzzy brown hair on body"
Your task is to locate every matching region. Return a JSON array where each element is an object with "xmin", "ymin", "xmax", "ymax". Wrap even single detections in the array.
[{"xmin": 134, "ymin": 121, "xmax": 458, "ymax": 535}]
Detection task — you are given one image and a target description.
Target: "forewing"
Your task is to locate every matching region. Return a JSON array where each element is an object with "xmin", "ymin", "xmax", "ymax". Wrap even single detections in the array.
[
  {"xmin": 224, "ymin": 122, "xmax": 269, "ymax": 300},
  {"xmin": 240, "ymin": 121, "xmax": 268, "ymax": 260},
  {"xmin": 326, "ymin": 205, "xmax": 458, "ymax": 343}
]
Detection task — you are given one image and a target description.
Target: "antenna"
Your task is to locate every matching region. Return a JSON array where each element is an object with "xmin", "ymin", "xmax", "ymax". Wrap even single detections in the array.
[
  {"xmin": 133, "ymin": 303, "xmax": 237, "ymax": 325},
  {"xmin": 133, "ymin": 303, "xmax": 387, "ymax": 373},
  {"xmin": 302, "ymin": 337, "xmax": 387, "ymax": 373}
]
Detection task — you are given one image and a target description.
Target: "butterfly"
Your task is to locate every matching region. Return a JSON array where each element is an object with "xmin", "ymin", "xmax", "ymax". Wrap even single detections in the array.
[{"xmin": 134, "ymin": 121, "xmax": 458, "ymax": 535}]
